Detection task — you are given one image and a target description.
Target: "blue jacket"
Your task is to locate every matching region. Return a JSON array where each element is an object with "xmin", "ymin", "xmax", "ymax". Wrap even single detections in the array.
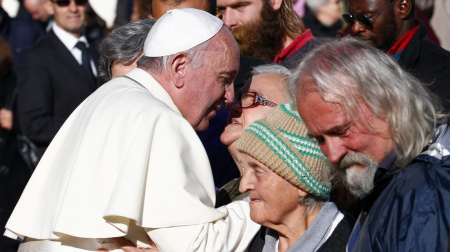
[{"xmin": 352, "ymin": 124, "xmax": 450, "ymax": 251}]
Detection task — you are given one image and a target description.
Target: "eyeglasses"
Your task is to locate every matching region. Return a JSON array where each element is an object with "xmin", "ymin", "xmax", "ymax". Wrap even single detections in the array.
[
  {"xmin": 342, "ymin": 0, "xmax": 394, "ymax": 29},
  {"xmin": 238, "ymin": 92, "xmax": 277, "ymax": 109},
  {"xmin": 51, "ymin": 0, "xmax": 88, "ymax": 7}
]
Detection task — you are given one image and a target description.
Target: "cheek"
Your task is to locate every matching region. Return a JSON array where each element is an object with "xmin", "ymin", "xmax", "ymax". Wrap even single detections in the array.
[{"xmin": 242, "ymin": 107, "xmax": 271, "ymax": 128}]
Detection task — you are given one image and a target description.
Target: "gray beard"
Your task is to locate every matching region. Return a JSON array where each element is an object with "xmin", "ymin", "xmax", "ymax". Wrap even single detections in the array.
[{"xmin": 334, "ymin": 152, "xmax": 379, "ymax": 197}]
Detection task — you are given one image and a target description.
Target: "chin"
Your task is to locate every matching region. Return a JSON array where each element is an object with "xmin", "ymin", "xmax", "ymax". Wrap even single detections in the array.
[{"xmin": 194, "ymin": 123, "xmax": 209, "ymax": 132}]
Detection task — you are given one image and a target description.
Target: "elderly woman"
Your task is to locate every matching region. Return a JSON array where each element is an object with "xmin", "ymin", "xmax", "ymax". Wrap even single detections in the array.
[
  {"xmin": 98, "ymin": 19, "xmax": 156, "ymax": 81},
  {"xmin": 236, "ymin": 103, "xmax": 354, "ymax": 251}
]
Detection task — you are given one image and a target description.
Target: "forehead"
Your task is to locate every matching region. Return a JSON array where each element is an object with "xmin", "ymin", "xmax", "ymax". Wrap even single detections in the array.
[
  {"xmin": 348, "ymin": 0, "xmax": 384, "ymax": 12},
  {"xmin": 205, "ymin": 33, "xmax": 240, "ymax": 73},
  {"xmin": 250, "ymin": 73, "xmax": 286, "ymax": 92},
  {"xmin": 348, "ymin": 0, "xmax": 388, "ymax": 12},
  {"xmin": 217, "ymin": 0, "xmax": 264, "ymax": 8}
]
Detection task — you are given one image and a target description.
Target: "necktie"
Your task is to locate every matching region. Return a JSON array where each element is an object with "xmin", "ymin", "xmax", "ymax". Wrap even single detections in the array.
[{"xmin": 75, "ymin": 41, "xmax": 96, "ymax": 86}]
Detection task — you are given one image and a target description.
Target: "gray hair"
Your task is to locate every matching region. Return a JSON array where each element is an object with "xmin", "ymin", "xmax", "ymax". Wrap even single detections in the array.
[
  {"xmin": 251, "ymin": 64, "xmax": 291, "ymax": 80},
  {"xmin": 137, "ymin": 37, "xmax": 210, "ymax": 74},
  {"xmin": 306, "ymin": 0, "xmax": 329, "ymax": 14},
  {"xmin": 289, "ymin": 36, "xmax": 447, "ymax": 168},
  {"xmin": 299, "ymin": 194, "xmax": 326, "ymax": 215},
  {"xmin": 99, "ymin": 19, "xmax": 156, "ymax": 80}
]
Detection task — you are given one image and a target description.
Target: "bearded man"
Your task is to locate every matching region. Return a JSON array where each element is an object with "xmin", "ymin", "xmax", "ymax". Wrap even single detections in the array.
[
  {"xmin": 291, "ymin": 36, "xmax": 450, "ymax": 251},
  {"xmin": 217, "ymin": 0, "xmax": 320, "ymax": 69}
]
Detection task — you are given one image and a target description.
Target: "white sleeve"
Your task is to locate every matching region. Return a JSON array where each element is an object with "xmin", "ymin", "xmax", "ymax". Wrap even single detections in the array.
[{"xmin": 147, "ymin": 199, "xmax": 261, "ymax": 252}]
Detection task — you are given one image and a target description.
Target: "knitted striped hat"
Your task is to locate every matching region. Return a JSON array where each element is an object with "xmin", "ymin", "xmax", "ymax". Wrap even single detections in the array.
[{"xmin": 236, "ymin": 103, "xmax": 331, "ymax": 199}]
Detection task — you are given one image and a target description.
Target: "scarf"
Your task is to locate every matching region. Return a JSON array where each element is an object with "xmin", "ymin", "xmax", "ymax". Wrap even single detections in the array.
[{"xmin": 262, "ymin": 202, "xmax": 340, "ymax": 252}]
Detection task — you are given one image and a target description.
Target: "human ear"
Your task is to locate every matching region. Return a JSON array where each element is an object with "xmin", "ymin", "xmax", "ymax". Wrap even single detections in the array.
[
  {"xmin": 398, "ymin": 0, "xmax": 412, "ymax": 19},
  {"xmin": 169, "ymin": 53, "xmax": 187, "ymax": 88},
  {"xmin": 298, "ymin": 188, "xmax": 308, "ymax": 198},
  {"xmin": 269, "ymin": 0, "xmax": 283, "ymax": 11}
]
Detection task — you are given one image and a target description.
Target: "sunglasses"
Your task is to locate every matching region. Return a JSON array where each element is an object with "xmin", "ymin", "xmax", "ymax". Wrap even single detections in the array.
[
  {"xmin": 342, "ymin": 0, "xmax": 394, "ymax": 29},
  {"xmin": 51, "ymin": 0, "xmax": 88, "ymax": 7}
]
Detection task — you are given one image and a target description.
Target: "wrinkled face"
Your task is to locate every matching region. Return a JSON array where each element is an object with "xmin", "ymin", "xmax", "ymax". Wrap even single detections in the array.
[
  {"xmin": 183, "ymin": 28, "xmax": 239, "ymax": 132},
  {"xmin": 347, "ymin": 0, "xmax": 398, "ymax": 51},
  {"xmin": 152, "ymin": 0, "xmax": 209, "ymax": 18},
  {"xmin": 296, "ymin": 81, "xmax": 393, "ymax": 181},
  {"xmin": 51, "ymin": 0, "xmax": 86, "ymax": 37},
  {"xmin": 239, "ymin": 154, "xmax": 302, "ymax": 226},
  {"xmin": 220, "ymin": 73, "xmax": 290, "ymax": 146},
  {"xmin": 217, "ymin": 0, "xmax": 264, "ymax": 30}
]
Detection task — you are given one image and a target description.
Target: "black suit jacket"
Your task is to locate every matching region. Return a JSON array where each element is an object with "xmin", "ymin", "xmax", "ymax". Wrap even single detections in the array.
[{"xmin": 17, "ymin": 29, "xmax": 100, "ymax": 158}]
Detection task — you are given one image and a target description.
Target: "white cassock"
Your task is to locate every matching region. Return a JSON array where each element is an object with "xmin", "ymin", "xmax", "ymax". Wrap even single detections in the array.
[{"xmin": 4, "ymin": 68, "xmax": 260, "ymax": 251}]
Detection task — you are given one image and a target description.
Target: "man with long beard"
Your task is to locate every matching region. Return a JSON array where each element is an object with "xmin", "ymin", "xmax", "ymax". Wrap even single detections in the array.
[
  {"xmin": 344, "ymin": 0, "xmax": 450, "ymax": 112},
  {"xmin": 291, "ymin": 37, "xmax": 450, "ymax": 251},
  {"xmin": 217, "ymin": 0, "xmax": 320, "ymax": 69}
]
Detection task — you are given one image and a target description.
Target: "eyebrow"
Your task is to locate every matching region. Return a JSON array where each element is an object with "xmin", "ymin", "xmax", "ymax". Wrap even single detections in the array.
[{"xmin": 307, "ymin": 124, "xmax": 349, "ymax": 139}]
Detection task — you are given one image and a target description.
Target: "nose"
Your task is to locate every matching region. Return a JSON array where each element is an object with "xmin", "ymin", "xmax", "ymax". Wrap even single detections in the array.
[
  {"xmin": 68, "ymin": 0, "xmax": 78, "ymax": 11},
  {"xmin": 321, "ymin": 137, "xmax": 347, "ymax": 164},
  {"xmin": 224, "ymin": 84, "xmax": 235, "ymax": 104},
  {"xmin": 351, "ymin": 20, "xmax": 366, "ymax": 34},
  {"xmin": 221, "ymin": 8, "xmax": 238, "ymax": 29},
  {"xmin": 239, "ymin": 167, "xmax": 255, "ymax": 193}
]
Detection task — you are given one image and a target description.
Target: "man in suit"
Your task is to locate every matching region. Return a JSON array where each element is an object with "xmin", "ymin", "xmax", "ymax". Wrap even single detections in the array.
[{"xmin": 17, "ymin": 0, "xmax": 100, "ymax": 161}]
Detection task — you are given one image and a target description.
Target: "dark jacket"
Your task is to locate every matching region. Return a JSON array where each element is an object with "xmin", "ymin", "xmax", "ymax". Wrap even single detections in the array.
[
  {"xmin": 351, "ymin": 124, "xmax": 450, "ymax": 251},
  {"xmin": 0, "ymin": 7, "xmax": 44, "ymax": 71},
  {"xmin": 17, "ymin": 29, "xmax": 100, "ymax": 159},
  {"xmin": 398, "ymin": 21, "xmax": 450, "ymax": 111}
]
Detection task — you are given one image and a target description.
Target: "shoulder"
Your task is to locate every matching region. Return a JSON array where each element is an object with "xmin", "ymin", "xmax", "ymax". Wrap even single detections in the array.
[
  {"xmin": 357, "ymin": 160, "xmax": 450, "ymax": 250},
  {"xmin": 318, "ymin": 214, "xmax": 355, "ymax": 252}
]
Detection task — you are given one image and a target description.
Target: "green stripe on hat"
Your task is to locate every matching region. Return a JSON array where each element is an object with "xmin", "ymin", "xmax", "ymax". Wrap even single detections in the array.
[{"xmin": 246, "ymin": 121, "xmax": 330, "ymax": 199}]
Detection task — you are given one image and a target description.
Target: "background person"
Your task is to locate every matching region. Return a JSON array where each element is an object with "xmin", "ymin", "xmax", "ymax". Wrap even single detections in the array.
[
  {"xmin": 217, "ymin": 0, "xmax": 320, "ymax": 69},
  {"xmin": 17, "ymin": 0, "xmax": 101, "ymax": 162},
  {"xmin": 98, "ymin": 18, "xmax": 156, "ymax": 81},
  {"xmin": 303, "ymin": 0, "xmax": 344, "ymax": 38},
  {"xmin": 344, "ymin": 0, "xmax": 450, "ymax": 111}
]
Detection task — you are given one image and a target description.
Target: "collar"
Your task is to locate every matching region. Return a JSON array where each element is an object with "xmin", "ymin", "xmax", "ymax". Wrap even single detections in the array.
[
  {"xmin": 387, "ymin": 25, "xmax": 420, "ymax": 60},
  {"xmin": 52, "ymin": 22, "xmax": 88, "ymax": 51},
  {"xmin": 124, "ymin": 68, "xmax": 182, "ymax": 115},
  {"xmin": 262, "ymin": 202, "xmax": 340, "ymax": 252},
  {"xmin": 274, "ymin": 29, "xmax": 314, "ymax": 63},
  {"xmin": 378, "ymin": 150, "xmax": 397, "ymax": 172}
]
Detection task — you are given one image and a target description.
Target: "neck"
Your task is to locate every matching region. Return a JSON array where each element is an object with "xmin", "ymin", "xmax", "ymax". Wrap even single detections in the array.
[
  {"xmin": 271, "ymin": 205, "xmax": 322, "ymax": 252},
  {"xmin": 396, "ymin": 19, "xmax": 416, "ymax": 42},
  {"xmin": 279, "ymin": 33, "xmax": 294, "ymax": 54}
]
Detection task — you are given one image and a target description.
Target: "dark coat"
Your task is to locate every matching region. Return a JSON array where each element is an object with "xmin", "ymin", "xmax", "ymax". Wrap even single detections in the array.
[
  {"xmin": 0, "ymin": 7, "xmax": 44, "ymax": 71},
  {"xmin": 351, "ymin": 124, "xmax": 450, "ymax": 251},
  {"xmin": 398, "ymin": 21, "xmax": 450, "ymax": 112},
  {"xmin": 17, "ymin": 29, "xmax": 100, "ymax": 158}
]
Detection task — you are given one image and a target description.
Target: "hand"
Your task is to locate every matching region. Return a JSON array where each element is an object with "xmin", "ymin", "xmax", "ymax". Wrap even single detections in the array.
[{"xmin": 0, "ymin": 108, "xmax": 13, "ymax": 130}]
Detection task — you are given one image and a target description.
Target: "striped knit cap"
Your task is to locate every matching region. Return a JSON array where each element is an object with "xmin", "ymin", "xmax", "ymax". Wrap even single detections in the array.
[{"xmin": 236, "ymin": 103, "xmax": 331, "ymax": 199}]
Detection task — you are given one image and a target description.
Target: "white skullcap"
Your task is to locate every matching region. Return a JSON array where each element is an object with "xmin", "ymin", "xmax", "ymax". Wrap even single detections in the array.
[{"xmin": 143, "ymin": 8, "xmax": 223, "ymax": 57}]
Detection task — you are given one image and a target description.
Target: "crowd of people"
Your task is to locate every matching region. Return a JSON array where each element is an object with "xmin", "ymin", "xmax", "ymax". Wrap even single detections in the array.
[{"xmin": 0, "ymin": 0, "xmax": 449, "ymax": 251}]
